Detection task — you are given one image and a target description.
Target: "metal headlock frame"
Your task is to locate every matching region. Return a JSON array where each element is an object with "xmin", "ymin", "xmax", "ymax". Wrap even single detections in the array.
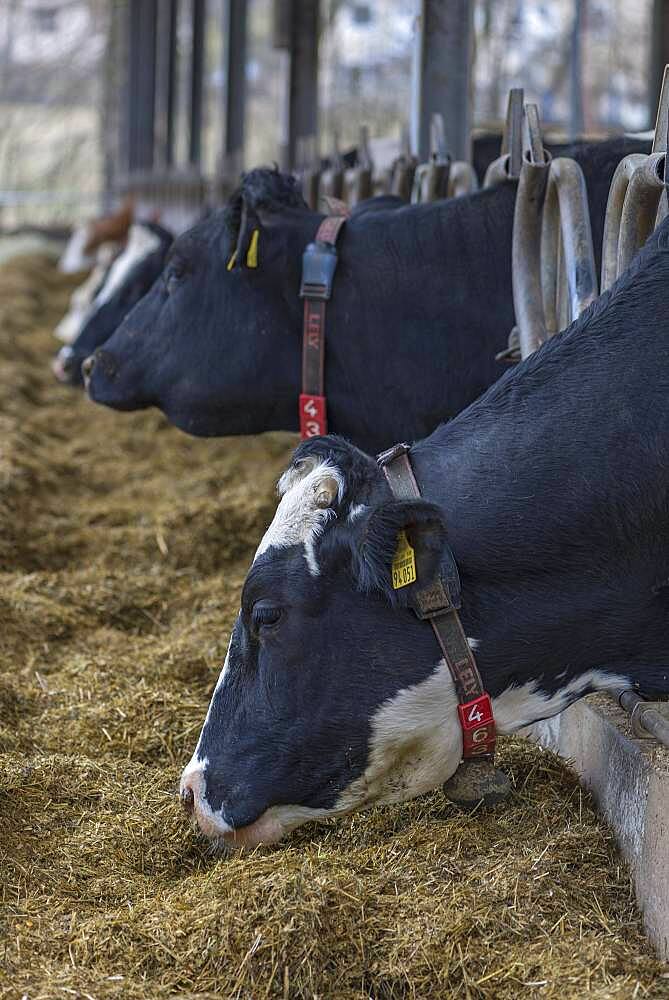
[
  {"xmin": 483, "ymin": 87, "xmax": 524, "ymax": 189},
  {"xmin": 511, "ymin": 102, "xmax": 597, "ymax": 360},
  {"xmin": 343, "ymin": 125, "xmax": 374, "ymax": 207},
  {"xmin": 387, "ymin": 129, "xmax": 417, "ymax": 201},
  {"xmin": 296, "ymin": 136, "xmax": 321, "ymax": 211},
  {"xmin": 411, "ymin": 113, "xmax": 478, "ymax": 203},
  {"xmin": 601, "ymin": 64, "xmax": 669, "ymax": 291},
  {"xmin": 320, "ymin": 130, "xmax": 345, "ymax": 202}
]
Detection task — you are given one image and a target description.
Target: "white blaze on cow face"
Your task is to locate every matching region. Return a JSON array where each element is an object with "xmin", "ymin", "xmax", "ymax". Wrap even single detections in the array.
[
  {"xmin": 55, "ymin": 243, "xmax": 118, "ymax": 344},
  {"xmin": 255, "ymin": 459, "xmax": 344, "ymax": 574},
  {"xmin": 92, "ymin": 223, "xmax": 161, "ymax": 309},
  {"xmin": 59, "ymin": 223, "xmax": 95, "ymax": 274}
]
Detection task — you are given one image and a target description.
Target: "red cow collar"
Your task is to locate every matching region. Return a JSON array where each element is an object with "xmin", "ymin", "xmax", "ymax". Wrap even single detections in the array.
[{"xmin": 298, "ymin": 213, "xmax": 348, "ymax": 438}]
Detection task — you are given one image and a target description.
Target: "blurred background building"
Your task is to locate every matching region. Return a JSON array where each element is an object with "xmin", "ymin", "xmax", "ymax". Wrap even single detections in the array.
[{"xmin": 0, "ymin": 0, "xmax": 661, "ymax": 227}]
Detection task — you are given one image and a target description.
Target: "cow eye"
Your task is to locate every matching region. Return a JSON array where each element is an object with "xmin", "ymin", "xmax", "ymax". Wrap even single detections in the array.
[
  {"xmin": 251, "ymin": 602, "xmax": 282, "ymax": 636},
  {"xmin": 165, "ymin": 261, "xmax": 186, "ymax": 294}
]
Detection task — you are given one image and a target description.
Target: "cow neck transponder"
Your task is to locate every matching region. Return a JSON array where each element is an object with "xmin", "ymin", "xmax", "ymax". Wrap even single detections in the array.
[
  {"xmin": 298, "ymin": 213, "xmax": 347, "ymax": 438},
  {"xmin": 377, "ymin": 442, "xmax": 498, "ymax": 764}
]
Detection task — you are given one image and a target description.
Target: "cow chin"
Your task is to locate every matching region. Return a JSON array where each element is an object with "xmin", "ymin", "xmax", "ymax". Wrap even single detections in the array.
[{"xmin": 193, "ymin": 803, "xmax": 331, "ymax": 852}]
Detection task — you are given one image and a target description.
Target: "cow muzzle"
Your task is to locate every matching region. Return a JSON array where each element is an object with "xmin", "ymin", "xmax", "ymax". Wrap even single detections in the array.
[{"xmin": 179, "ymin": 763, "xmax": 289, "ymax": 850}]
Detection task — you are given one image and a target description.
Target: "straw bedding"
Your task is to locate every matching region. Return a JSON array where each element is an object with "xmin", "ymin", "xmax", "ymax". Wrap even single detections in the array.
[{"xmin": 0, "ymin": 254, "xmax": 667, "ymax": 1000}]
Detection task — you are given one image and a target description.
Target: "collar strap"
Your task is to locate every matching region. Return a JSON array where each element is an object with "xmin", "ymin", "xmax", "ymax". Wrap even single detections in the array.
[
  {"xmin": 298, "ymin": 213, "xmax": 348, "ymax": 438},
  {"xmin": 377, "ymin": 443, "xmax": 497, "ymax": 762}
]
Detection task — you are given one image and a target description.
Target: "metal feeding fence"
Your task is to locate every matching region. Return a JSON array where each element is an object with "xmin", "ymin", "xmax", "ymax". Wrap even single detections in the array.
[{"xmin": 0, "ymin": 0, "xmax": 663, "ymax": 231}]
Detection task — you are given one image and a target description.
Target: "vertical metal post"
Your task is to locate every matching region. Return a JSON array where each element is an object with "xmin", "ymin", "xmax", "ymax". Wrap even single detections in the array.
[
  {"xmin": 154, "ymin": 0, "xmax": 177, "ymax": 169},
  {"xmin": 569, "ymin": 0, "xmax": 585, "ymax": 139},
  {"xmin": 282, "ymin": 0, "xmax": 319, "ymax": 172},
  {"xmin": 190, "ymin": 0, "xmax": 205, "ymax": 166},
  {"xmin": 650, "ymin": 0, "xmax": 669, "ymax": 127},
  {"xmin": 128, "ymin": 0, "xmax": 158, "ymax": 170},
  {"xmin": 221, "ymin": 0, "xmax": 248, "ymax": 179},
  {"xmin": 411, "ymin": 0, "xmax": 473, "ymax": 162}
]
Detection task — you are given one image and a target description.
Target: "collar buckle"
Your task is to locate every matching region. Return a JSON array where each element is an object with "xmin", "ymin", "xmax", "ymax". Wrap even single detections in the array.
[{"xmin": 300, "ymin": 241, "xmax": 338, "ymax": 301}]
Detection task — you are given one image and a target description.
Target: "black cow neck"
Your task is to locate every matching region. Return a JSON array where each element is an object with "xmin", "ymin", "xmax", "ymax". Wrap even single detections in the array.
[{"xmin": 405, "ymin": 236, "xmax": 669, "ymax": 701}]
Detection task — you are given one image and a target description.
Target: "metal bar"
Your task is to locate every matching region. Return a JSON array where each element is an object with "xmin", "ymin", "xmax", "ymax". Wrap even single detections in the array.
[
  {"xmin": 619, "ymin": 690, "xmax": 669, "ymax": 750},
  {"xmin": 653, "ymin": 63, "xmax": 669, "ymax": 152},
  {"xmin": 483, "ymin": 155, "xmax": 510, "ymax": 189},
  {"xmin": 501, "ymin": 87, "xmax": 524, "ymax": 177},
  {"xmin": 189, "ymin": 0, "xmax": 205, "ymax": 166},
  {"xmin": 524, "ymin": 103, "xmax": 544, "ymax": 166},
  {"xmin": 512, "ymin": 105, "xmax": 550, "ymax": 359},
  {"xmin": 154, "ymin": 0, "xmax": 178, "ymax": 169},
  {"xmin": 128, "ymin": 0, "xmax": 158, "ymax": 171},
  {"xmin": 617, "ymin": 152, "xmax": 666, "ymax": 278},
  {"xmin": 222, "ymin": 0, "xmax": 247, "ymax": 180},
  {"xmin": 540, "ymin": 157, "xmax": 597, "ymax": 334},
  {"xmin": 411, "ymin": 0, "xmax": 473, "ymax": 161},
  {"xmin": 569, "ymin": 0, "xmax": 585, "ymax": 139},
  {"xmin": 447, "ymin": 161, "xmax": 478, "ymax": 198},
  {"xmin": 650, "ymin": 7, "xmax": 669, "ymax": 130},
  {"xmin": 600, "ymin": 154, "xmax": 647, "ymax": 291},
  {"xmin": 284, "ymin": 0, "xmax": 319, "ymax": 172},
  {"xmin": 512, "ymin": 154, "xmax": 550, "ymax": 358}
]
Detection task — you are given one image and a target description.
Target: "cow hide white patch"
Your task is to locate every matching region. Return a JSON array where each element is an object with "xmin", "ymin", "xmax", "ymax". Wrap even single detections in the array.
[
  {"xmin": 93, "ymin": 223, "xmax": 161, "ymax": 308},
  {"xmin": 256, "ymin": 461, "xmax": 344, "ymax": 573},
  {"xmin": 55, "ymin": 243, "xmax": 118, "ymax": 343}
]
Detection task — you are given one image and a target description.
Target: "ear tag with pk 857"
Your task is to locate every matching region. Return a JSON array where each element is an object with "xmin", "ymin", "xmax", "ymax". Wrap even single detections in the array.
[{"xmin": 392, "ymin": 530, "xmax": 417, "ymax": 589}]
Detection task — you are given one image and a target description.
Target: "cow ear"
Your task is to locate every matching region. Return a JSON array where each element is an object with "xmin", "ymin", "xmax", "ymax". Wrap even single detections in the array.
[
  {"xmin": 226, "ymin": 168, "xmax": 308, "ymax": 271},
  {"xmin": 227, "ymin": 202, "xmax": 261, "ymax": 271},
  {"xmin": 351, "ymin": 499, "xmax": 448, "ymax": 605}
]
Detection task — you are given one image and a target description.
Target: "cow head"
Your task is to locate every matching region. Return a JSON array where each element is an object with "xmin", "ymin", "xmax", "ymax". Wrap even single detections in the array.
[
  {"xmin": 180, "ymin": 435, "xmax": 465, "ymax": 850},
  {"xmin": 59, "ymin": 196, "xmax": 134, "ymax": 274},
  {"xmin": 53, "ymin": 222, "xmax": 173, "ymax": 386},
  {"xmin": 85, "ymin": 169, "xmax": 315, "ymax": 433}
]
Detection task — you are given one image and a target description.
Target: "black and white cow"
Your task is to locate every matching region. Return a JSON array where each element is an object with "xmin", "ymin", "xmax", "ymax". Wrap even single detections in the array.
[
  {"xmin": 53, "ymin": 222, "xmax": 173, "ymax": 386},
  {"xmin": 54, "ymin": 243, "xmax": 119, "ymax": 345},
  {"xmin": 85, "ymin": 138, "xmax": 648, "ymax": 454},
  {"xmin": 180, "ymin": 216, "xmax": 669, "ymax": 850}
]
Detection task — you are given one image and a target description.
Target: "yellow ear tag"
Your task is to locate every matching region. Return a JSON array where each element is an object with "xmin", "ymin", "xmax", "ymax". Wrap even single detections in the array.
[
  {"xmin": 245, "ymin": 228, "xmax": 259, "ymax": 268},
  {"xmin": 392, "ymin": 530, "xmax": 417, "ymax": 589},
  {"xmin": 226, "ymin": 249, "xmax": 238, "ymax": 271}
]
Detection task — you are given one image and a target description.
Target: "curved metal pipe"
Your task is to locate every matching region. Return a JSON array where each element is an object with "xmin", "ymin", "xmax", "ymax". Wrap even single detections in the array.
[
  {"xmin": 540, "ymin": 157, "xmax": 598, "ymax": 336},
  {"xmin": 390, "ymin": 158, "xmax": 417, "ymax": 201},
  {"xmin": 343, "ymin": 125, "xmax": 374, "ymax": 206},
  {"xmin": 300, "ymin": 169, "xmax": 321, "ymax": 211},
  {"xmin": 600, "ymin": 154, "xmax": 647, "ymax": 291},
  {"xmin": 344, "ymin": 167, "xmax": 373, "ymax": 206},
  {"xmin": 512, "ymin": 150, "xmax": 551, "ymax": 359},
  {"xmin": 616, "ymin": 152, "xmax": 666, "ymax": 278},
  {"xmin": 619, "ymin": 690, "xmax": 669, "ymax": 750},
  {"xmin": 447, "ymin": 161, "xmax": 478, "ymax": 198},
  {"xmin": 320, "ymin": 167, "xmax": 344, "ymax": 201},
  {"xmin": 483, "ymin": 154, "xmax": 511, "ymax": 189},
  {"xmin": 411, "ymin": 160, "xmax": 451, "ymax": 203}
]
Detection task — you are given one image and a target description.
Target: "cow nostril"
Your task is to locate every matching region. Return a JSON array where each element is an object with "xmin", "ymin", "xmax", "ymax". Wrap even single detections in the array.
[
  {"xmin": 181, "ymin": 786, "xmax": 195, "ymax": 815},
  {"xmin": 82, "ymin": 355, "xmax": 96, "ymax": 380}
]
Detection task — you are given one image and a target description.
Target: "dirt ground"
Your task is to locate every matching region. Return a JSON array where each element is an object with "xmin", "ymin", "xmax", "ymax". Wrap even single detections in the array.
[{"xmin": 0, "ymin": 255, "xmax": 668, "ymax": 999}]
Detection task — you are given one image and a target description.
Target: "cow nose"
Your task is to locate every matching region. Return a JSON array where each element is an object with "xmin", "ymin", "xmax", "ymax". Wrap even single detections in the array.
[
  {"xmin": 81, "ymin": 355, "xmax": 96, "ymax": 381},
  {"xmin": 181, "ymin": 785, "xmax": 195, "ymax": 815}
]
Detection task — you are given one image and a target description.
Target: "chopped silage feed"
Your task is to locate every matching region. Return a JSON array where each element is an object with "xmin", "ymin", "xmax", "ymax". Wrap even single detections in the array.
[{"xmin": 0, "ymin": 255, "xmax": 668, "ymax": 1000}]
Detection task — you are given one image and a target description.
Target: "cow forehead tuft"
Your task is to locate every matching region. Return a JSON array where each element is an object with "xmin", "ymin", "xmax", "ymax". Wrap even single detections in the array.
[{"xmin": 256, "ymin": 461, "xmax": 344, "ymax": 561}]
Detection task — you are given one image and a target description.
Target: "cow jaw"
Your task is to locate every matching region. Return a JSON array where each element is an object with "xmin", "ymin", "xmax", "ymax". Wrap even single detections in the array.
[
  {"xmin": 336, "ymin": 657, "xmax": 463, "ymax": 813},
  {"xmin": 182, "ymin": 656, "xmax": 464, "ymax": 851}
]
